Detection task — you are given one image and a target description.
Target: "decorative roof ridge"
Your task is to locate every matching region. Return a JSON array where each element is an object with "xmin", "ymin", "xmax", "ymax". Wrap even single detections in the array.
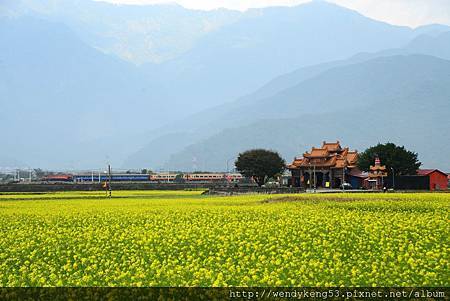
[
  {"xmin": 322, "ymin": 140, "xmax": 340, "ymax": 144},
  {"xmin": 370, "ymin": 165, "xmax": 386, "ymax": 169}
]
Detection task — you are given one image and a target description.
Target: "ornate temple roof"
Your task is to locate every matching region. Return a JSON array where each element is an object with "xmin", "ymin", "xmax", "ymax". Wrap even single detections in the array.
[
  {"xmin": 289, "ymin": 141, "xmax": 358, "ymax": 170},
  {"xmin": 370, "ymin": 165, "xmax": 387, "ymax": 171},
  {"xmin": 322, "ymin": 141, "xmax": 341, "ymax": 152},
  {"xmin": 304, "ymin": 148, "xmax": 329, "ymax": 158},
  {"xmin": 368, "ymin": 157, "xmax": 388, "ymax": 177},
  {"xmin": 369, "ymin": 157, "xmax": 386, "ymax": 171}
]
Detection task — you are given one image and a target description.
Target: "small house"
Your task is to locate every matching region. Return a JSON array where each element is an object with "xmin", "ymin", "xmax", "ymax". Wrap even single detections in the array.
[{"xmin": 416, "ymin": 169, "xmax": 448, "ymax": 191}]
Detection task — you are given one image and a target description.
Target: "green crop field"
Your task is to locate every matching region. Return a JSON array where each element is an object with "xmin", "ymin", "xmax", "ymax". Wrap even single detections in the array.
[{"xmin": 0, "ymin": 191, "xmax": 448, "ymax": 287}]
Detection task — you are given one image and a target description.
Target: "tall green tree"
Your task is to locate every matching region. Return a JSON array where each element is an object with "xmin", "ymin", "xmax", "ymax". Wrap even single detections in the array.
[
  {"xmin": 357, "ymin": 142, "xmax": 421, "ymax": 175},
  {"xmin": 235, "ymin": 149, "xmax": 285, "ymax": 186}
]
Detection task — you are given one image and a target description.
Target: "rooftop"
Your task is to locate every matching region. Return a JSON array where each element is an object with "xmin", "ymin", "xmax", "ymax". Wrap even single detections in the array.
[
  {"xmin": 289, "ymin": 141, "xmax": 358, "ymax": 170},
  {"xmin": 417, "ymin": 169, "xmax": 448, "ymax": 176}
]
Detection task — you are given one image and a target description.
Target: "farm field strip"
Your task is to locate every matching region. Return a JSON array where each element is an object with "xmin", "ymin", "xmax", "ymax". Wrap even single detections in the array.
[{"xmin": 0, "ymin": 191, "xmax": 448, "ymax": 287}]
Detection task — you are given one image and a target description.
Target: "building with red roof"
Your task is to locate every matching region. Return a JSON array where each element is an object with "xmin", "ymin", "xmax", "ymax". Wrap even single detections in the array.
[
  {"xmin": 416, "ymin": 169, "xmax": 448, "ymax": 191},
  {"xmin": 288, "ymin": 141, "xmax": 359, "ymax": 188}
]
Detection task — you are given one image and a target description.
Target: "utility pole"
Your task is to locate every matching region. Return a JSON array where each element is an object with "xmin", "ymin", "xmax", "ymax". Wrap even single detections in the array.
[{"xmin": 108, "ymin": 164, "xmax": 112, "ymax": 198}]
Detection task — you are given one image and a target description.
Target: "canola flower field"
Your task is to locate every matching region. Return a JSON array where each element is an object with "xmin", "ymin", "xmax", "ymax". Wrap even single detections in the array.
[{"xmin": 0, "ymin": 191, "xmax": 448, "ymax": 287}]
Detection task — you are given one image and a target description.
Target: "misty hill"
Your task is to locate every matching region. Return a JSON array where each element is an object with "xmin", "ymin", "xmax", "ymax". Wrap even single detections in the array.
[
  {"xmin": 204, "ymin": 28, "xmax": 450, "ymax": 125},
  {"xmin": 405, "ymin": 31, "xmax": 450, "ymax": 60},
  {"xmin": 11, "ymin": 0, "xmax": 446, "ymax": 67},
  {"xmin": 7, "ymin": 0, "xmax": 241, "ymax": 64},
  {"xmin": 20, "ymin": 0, "xmax": 431, "ymax": 119},
  {"xmin": 4, "ymin": 1, "xmax": 445, "ymax": 118},
  {"xmin": 123, "ymin": 59, "xmax": 350, "ymax": 168},
  {"xmin": 158, "ymin": 55, "xmax": 450, "ymax": 171},
  {"xmin": 0, "ymin": 17, "xmax": 165, "ymax": 168},
  {"xmin": 124, "ymin": 30, "xmax": 450, "ymax": 169},
  {"xmin": 150, "ymin": 1, "xmax": 423, "ymax": 111},
  {"xmin": 413, "ymin": 24, "xmax": 450, "ymax": 37}
]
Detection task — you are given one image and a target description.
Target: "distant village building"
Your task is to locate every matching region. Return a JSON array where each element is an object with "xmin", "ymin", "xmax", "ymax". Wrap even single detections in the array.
[
  {"xmin": 416, "ymin": 169, "xmax": 448, "ymax": 191},
  {"xmin": 288, "ymin": 141, "xmax": 359, "ymax": 188},
  {"xmin": 366, "ymin": 157, "xmax": 388, "ymax": 190},
  {"xmin": 386, "ymin": 169, "xmax": 448, "ymax": 191}
]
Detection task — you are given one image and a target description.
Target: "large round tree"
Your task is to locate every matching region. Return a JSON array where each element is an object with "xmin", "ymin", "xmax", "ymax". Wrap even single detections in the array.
[
  {"xmin": 235, "ymin": 149, "xmax": 285, "ymax": 186},
  {"xmin": 357, "ymin": 142, "xmax": 421, "ymax": 175}
]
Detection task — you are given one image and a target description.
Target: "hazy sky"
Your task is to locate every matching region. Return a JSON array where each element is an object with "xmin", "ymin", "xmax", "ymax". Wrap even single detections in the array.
[{"xmin": 98, "ymin": 0, "xmax": 450, "ymax": 28}]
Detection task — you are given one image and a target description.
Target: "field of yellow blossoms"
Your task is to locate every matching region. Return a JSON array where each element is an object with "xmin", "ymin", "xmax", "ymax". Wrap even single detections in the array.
[{"xmin": 0, "ymin": 191, "xmax": 448, "ymax": 287}]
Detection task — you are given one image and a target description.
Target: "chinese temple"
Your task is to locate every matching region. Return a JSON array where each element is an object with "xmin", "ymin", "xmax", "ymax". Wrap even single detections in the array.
[
  {"xmin": 288, "ymin": 141, "xmax": 359, "ymax": 188},
  {"xmin": 367, "ymin": 157, "xmax": 388, "ymax": 190}
]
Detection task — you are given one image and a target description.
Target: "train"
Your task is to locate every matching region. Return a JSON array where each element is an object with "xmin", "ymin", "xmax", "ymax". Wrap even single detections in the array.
[
  {"xmin": 41, "ymin": 175, "xmax": 73, "ymax": 182},
  {"xmin": 74, "ymin": 174, "xmax": 150, "ymax": 182},
  {"xmin": 149, "ymin": 173, "xmax": 244, "ymax": 182},
  {"xmin": 41, "ymin": 172, "xmax": 244, "ymax": 183}
]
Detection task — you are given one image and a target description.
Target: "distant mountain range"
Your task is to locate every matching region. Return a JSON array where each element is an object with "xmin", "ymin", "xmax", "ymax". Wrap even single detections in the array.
[
  {"xmin": 4, "ymin": 0, "xmax": 241, "ymax": 64},
  {"xmin": 125, "ymin": 32, "xmax": 450, "ymax": 171},
  {"xmin": 4, "ymin": 1, "xmax": 447, "ymax": 113},
  {"xmin": 160, "ymin": 54, "xmax": 450, "ymax": 171},
  {"xmin": 146, "ymin": 1, "xmax": 423, "ymax": 111},
  {"xmin": 1, "ymin": 0, "xmax": 449, "ymax": 170}
]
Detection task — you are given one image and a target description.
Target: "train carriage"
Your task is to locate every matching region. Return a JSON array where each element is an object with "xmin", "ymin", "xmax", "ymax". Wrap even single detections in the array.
[{"xmin": 73, "ymin": 174, "xmax": 149, "ymax": 182}]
